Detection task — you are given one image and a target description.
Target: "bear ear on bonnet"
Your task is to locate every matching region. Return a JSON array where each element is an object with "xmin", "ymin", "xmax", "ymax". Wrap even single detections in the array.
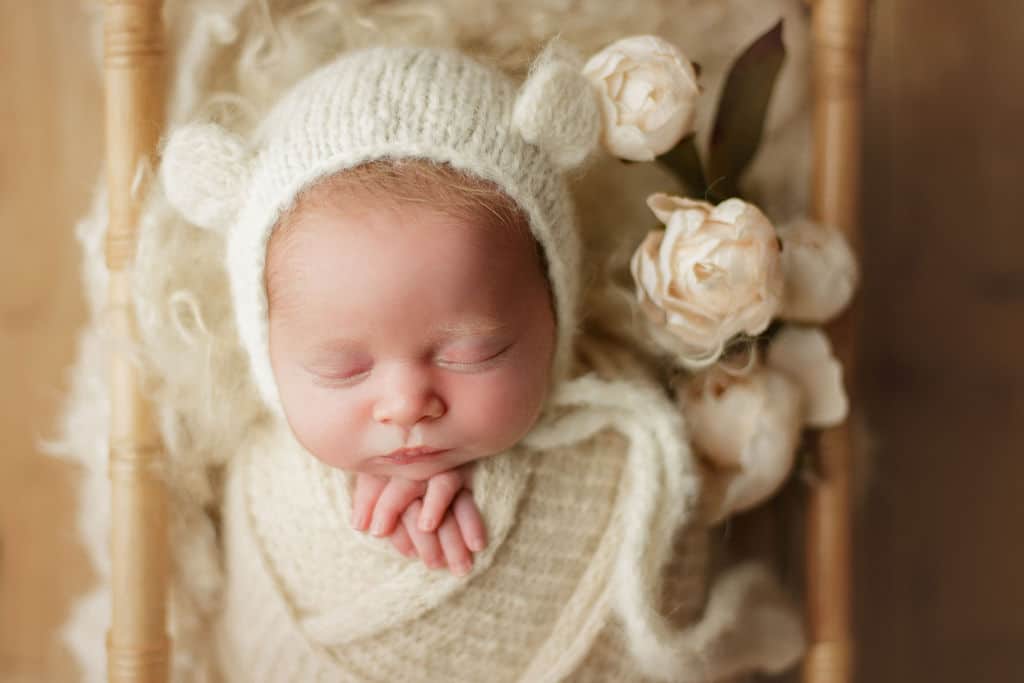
[
  {"xmin": 160, "ymin": 122, "xmax": 250, "ymax": 233},
  {"xmin": 513, "ymin": 40, "xmax": 602, "ymax": 171}
]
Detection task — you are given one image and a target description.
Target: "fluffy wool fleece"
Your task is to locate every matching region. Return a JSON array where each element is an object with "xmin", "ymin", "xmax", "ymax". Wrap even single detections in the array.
[{"xmin": 49, "ymin": 0, "xmax": 812, "ymax": 680}]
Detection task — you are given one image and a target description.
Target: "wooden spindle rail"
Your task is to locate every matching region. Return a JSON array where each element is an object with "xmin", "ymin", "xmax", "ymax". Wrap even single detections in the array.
[
  {"xmin": 805, "ymin": 1, "xmax": 869, "ymax": 682},
  {"xmin": 103, "ymin": 1, "xmax": 170, "ymax": 681}
]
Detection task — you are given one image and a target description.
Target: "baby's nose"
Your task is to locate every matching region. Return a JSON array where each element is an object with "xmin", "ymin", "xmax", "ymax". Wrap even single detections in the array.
[{"xmin": 372, "ymin": 376, "xmax": 446, "ymax": 428}]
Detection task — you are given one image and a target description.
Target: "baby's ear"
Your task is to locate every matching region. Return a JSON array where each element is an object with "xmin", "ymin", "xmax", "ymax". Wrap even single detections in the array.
[
  {"xmin": 513, "ymin": 40, "xmax": 601, "ymax": 171},
  {"xmin": 160, "ymin": 122, "xmax": 250, "ymax": 233}
]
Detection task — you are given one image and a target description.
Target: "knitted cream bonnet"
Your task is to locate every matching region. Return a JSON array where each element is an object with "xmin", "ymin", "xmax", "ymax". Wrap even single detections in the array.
[{"xmin": 160, "ymin": 43, "xmax": 602, "ymax": 414}]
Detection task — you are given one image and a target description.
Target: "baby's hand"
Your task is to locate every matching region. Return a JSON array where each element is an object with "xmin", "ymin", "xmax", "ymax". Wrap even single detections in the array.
[{"xmin": 351, "ymin": 465, "xmax": 487, "ymax": 576}]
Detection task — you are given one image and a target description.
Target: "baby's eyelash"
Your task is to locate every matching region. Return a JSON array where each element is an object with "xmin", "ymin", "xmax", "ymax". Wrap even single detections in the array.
[
  {"xmin": 435, "ymin": 343, "xmax": 513, "ymax": 370},
  {"xmin": 310, "ymin": 368, "xmax": 371, "ymax": 388}
]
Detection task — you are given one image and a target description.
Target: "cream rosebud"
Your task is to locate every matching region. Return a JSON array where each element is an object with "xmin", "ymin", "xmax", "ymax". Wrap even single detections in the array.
[
  {"xmin": 582, "ymin": 35, "xmax": 700, "ymax": 161},
  {"xmin": 766, "ymin": 326, "xmax": 849, "ymax": 428},
  {"xmin": 778, "ymin": 218, "xmax": 859, "ymax": 323},
  {"xmin": 679, "ymin": 365, "xmax": 802, "ymax": 519},
  {"xmin": 631, "ymin": 194, "xmax": 784, "ymax": 365}
]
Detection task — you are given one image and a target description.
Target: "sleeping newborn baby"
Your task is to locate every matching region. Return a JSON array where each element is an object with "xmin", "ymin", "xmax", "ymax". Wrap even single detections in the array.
[
  {"xmin": 159, "ymin": 43, "xmax": 804, "ymax": 682},
  {"xmin": 266, "ymin": 159, "xmax": 557, "ymax": 576}
]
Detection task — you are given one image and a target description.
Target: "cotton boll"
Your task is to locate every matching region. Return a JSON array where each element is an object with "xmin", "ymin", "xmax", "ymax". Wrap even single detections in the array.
[
  {"xmin": 679, "ymin": 365, "xmax": 802, "ymax": 518},
  {"xmin": 716, "ymin": 369, "xmax": 802, "ymax": 516},
  {"xmin": 767, "ymin": 325, "xmax": 849, "ymax": 428},
  {"xmin": 679, "ymin": 368, "xmax": 760, "ymax": 469},
  {"xmin": 778, "ymin": 218, "xmax": 859, "ymax": 323}
]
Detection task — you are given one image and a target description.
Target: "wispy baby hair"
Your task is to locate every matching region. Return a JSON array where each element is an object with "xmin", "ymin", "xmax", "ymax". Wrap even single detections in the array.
[{"xmin": 266, "ymin": 159, "xmax": 533, "ymax": 312}]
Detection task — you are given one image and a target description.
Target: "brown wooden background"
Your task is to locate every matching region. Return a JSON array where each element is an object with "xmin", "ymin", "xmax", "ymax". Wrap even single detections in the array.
[
  {"xmin": 854, "ymin": 1, "xmax": 1024, "ymax": 681},
  {"xmin": 1, "ymin": 3, "xmax": 100, "ymax": 682},
  {"xmin": 1, "ymin": 1, "xmax": 1021, "ymax": 681}
]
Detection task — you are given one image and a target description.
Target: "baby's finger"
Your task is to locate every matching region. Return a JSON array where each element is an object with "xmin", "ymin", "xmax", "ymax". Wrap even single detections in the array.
[
  {"xmin": 419, "ymin": 470, "xmax": 464, "ymax": 532},
  {"xmin": 438, "ymin": 513, "xmax": 473, "ymax": 577},
  {"xmin": 390, "ymin": 520, "xmax": 417, "ymax": 558},
  {"xmin": 370, "ymin": 478, "xmax": 426, "ymax": 537},
  {"xmin": 402, "ymin": 501, "xmax": 445, "ymax": 570},
  {"xmin": 453, "ymin": 489, "xmax": 487, "ymax": 553},
  {"xmin": 351, "ymin": 474, "xmax": 387, "ymax": 531}
]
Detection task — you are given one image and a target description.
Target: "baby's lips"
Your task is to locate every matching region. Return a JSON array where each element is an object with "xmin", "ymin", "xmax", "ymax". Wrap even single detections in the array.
[{"xmin": 377, "ymin": 447, "xmax": 450, "ymax": 466}]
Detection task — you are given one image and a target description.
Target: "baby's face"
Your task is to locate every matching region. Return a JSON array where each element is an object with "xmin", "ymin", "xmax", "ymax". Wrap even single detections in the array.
[{"xmin": 267, "ymin": 196, "xmax": 556, "ymax": 481}]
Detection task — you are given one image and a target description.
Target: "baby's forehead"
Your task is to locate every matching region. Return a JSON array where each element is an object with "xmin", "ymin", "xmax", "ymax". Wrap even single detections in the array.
[
  {"xmin": 262, "ymin": 160, "xmax": 554, "ymax": 339},
  {"xmin": 266, "ymin": 195, "xmax": 547, "ymax": 324}
]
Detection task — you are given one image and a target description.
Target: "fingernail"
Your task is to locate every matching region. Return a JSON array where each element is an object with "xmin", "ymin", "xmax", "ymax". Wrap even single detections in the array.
[
  {"xmin": 370, "ymin": 519, "xmax": 385, "ymax": 536},
  {"xmin": 467, "ymin": 535, "xmax": 485, "ymax": 552},
  {"xmin": 418, "ymin": 516, "xmax": 436, "ymax": 532},
  {"xmin": 351, "ymin": 512, "xmax": 365, "ymax": 531},
  {"xmin": 453, "ymin": 561, "xmax": 471, "ymax": 577},
  {"xmin": 427, "ymin": 557, "xmax": 444, "ymax": 570}
]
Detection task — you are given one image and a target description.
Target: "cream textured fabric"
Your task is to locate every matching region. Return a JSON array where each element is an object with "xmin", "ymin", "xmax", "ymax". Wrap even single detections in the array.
[
  {"xmin": 161, "ymin": 45, "xmax": 600, "ymax": 416},
  {"xmin": 215, "ymin": 371, "xmax": 803, "ymax": 682}
]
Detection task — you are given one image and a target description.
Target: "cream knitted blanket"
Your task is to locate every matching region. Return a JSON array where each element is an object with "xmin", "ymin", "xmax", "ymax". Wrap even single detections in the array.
[{"xmin": 213, "ymin": 373, "xmax": 802, "ymax": 682}]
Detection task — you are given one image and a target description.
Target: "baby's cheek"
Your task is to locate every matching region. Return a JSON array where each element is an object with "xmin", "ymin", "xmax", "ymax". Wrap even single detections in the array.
[
  {"xmin": 453, "ymin": 369, "xmax": 548, "ymax": 448},
  {"xmin": 282, "ymin": 384, "xmax": 363, "ymax": 469}
]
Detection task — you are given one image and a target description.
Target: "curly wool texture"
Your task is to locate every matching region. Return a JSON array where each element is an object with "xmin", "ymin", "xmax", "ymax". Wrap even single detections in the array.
[{"xmin": 51, "ymin": 1, "xmax": 813, "ymax": 681}]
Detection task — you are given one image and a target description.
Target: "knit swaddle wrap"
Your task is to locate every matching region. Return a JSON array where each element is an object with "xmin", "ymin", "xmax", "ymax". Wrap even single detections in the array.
[{"xmin": 218, "ymin": 372, "xmax": 803, "ymax": 682}]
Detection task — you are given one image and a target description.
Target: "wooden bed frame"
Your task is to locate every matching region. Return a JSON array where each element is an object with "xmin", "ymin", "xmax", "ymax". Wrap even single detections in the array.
[{"xmin": 100, "ymin": 0, "xmax": 869, "ymax": 680}]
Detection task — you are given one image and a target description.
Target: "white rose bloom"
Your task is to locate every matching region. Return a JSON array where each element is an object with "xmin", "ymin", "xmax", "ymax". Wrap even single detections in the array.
[
  {"xmin": 679, "ymin": 365, "xmax": 802, "ymax": 520},
  {"xmin": 766, "ymin": 326, "xmax": 849, "ymax": 428},
  {"xmin": 582, "ymin": 35, "xmax": 700, "ymax": 161},
  {"xmin": 778, "ymin": 218, "xmax": 859, "ymax": 323},
  {"xmin": 631, "ymin": 194, "xmax": 784, "ymax": 365}
]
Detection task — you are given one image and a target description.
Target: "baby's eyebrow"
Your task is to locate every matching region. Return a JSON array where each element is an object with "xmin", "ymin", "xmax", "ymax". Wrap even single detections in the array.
[
  {"xmin": 305, "ymin": 320, "xmax": 508, "ymax": 357},
  {"xmin": 307, "ymin": 338, "xmax": 363, "ymax": 356},
  {"xmin": 433, "ymin": 319, "xmax": 508, "ymax": 338}
]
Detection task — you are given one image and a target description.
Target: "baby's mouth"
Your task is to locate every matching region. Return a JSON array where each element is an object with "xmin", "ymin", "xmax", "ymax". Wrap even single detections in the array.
[{"xmin": 378, "ymin": 447, "xmax": 450, "ymax": 465}]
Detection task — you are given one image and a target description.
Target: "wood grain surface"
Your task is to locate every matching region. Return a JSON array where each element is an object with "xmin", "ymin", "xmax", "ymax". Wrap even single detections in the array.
[
  {"xmin": 0, "ymin": 1, "xmax": 101, "ymax": 679},
  {"xmin": 0, "ymin": 2, "xmax": 102, "ymax": 682},
  {"xmin": 0, "ymin": 1, "xmax": 1021, "ymax": 681},
  {"xmin": 854, "ymin": 1, "xmax": 1024, "ymax": 681}
]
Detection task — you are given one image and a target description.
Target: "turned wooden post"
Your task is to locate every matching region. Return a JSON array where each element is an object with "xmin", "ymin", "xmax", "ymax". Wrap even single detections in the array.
[
  {"xmin": 805, "ymin": 1, "xmax": 869, "ymax": 682},
  {"xmin": 103, "ymin": 1, "xmax": 170, "ymax": 681}
]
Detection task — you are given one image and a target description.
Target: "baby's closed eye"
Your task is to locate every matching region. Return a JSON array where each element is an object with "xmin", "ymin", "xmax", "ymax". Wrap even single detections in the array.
[
  {"xmin": 310, "ymin": 368, "xmax": 371, "ymax": 387},
  {"xmin": 305, "ymin": 352, "xmax": 373, "ymax": 387},
  {"xmin": 434, "ymin": 341, "xmax": 514, "ymax": 369}
]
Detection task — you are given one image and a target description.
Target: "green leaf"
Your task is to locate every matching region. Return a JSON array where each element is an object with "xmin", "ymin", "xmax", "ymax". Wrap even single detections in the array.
[
  {"xmin": 706, "ymin": 20, "xmax": 787, "ymax": 203},
  {"xmin": 656, "ymin": 134, "xmax": 708, "ymax": 198}
]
